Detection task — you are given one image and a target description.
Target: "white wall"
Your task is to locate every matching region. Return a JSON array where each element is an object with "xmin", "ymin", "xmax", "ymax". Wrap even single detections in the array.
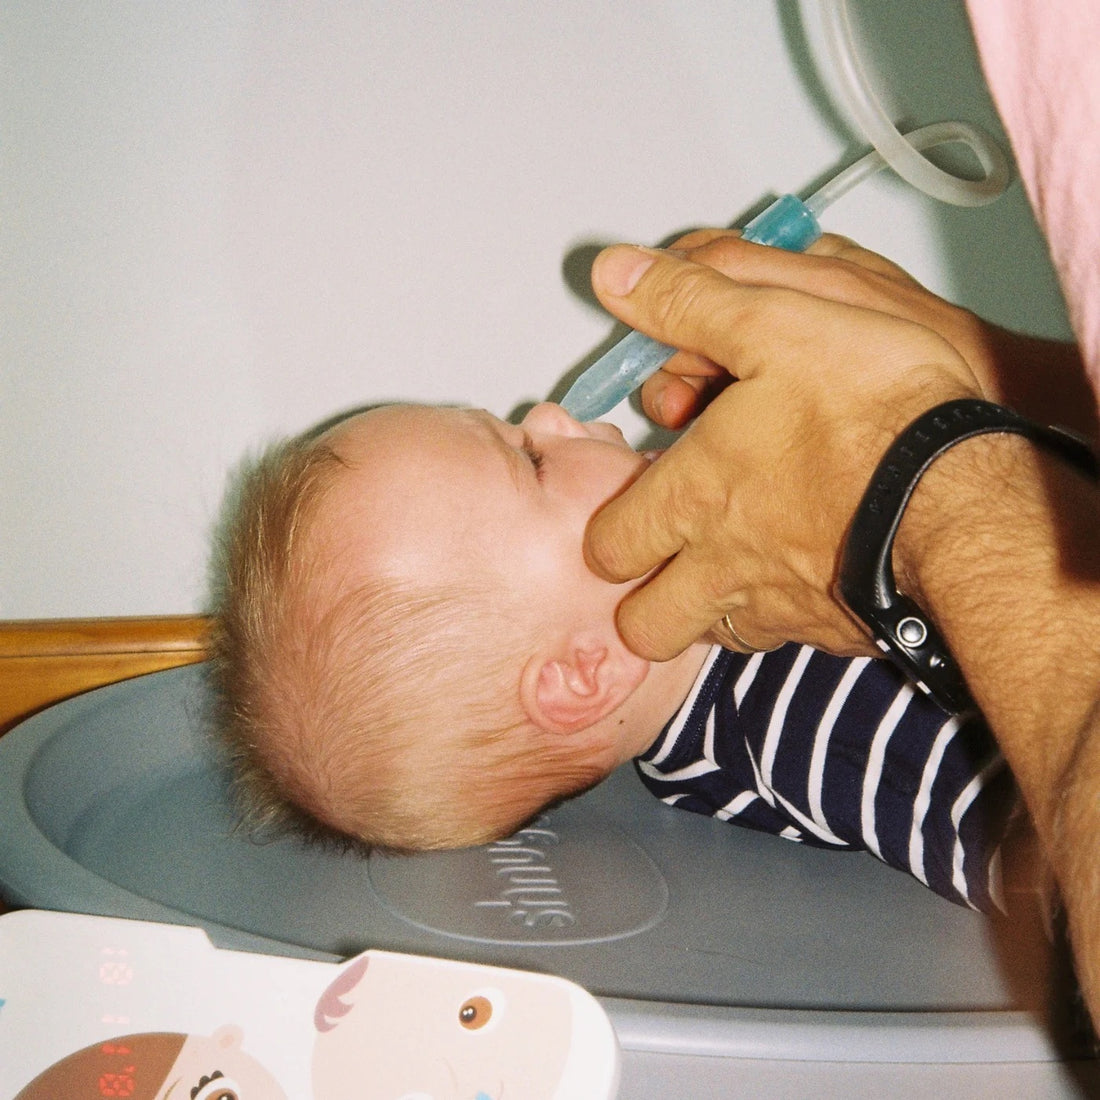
[{"xmin": 2, "ymin": 1, "xmax": 1069, "ymax": 618}]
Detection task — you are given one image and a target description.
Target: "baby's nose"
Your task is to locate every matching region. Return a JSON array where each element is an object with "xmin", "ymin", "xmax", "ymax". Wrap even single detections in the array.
[{"xmin": 521, "ymin": 402, "xmax": 587, "ymax": 438}]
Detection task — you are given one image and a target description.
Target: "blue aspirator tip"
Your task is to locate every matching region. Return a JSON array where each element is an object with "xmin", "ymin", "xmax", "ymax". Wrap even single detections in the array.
[{"xmin": 559, "ymin": 193, "xmax": 822, "ymax": 421}]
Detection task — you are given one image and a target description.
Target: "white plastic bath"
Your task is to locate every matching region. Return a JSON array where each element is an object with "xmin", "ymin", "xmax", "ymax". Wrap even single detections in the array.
[{"xmin": 1, "ymin": 666, "xmax": 1098, "ymax": 1098}]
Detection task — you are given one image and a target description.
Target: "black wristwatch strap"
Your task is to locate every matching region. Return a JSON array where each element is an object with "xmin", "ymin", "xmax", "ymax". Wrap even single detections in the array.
[{"xmin": 839, "ymin": 398, "xmax": 1099, "ymax": 713}]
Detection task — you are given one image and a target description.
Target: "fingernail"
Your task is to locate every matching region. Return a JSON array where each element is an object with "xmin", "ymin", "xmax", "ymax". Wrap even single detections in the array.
[{"xmin": 596, "ymin": 246, "xmax": 659, "ymax": 296}]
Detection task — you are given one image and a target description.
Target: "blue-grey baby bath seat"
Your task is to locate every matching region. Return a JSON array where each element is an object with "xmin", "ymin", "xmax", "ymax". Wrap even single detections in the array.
[{"xmin": 0, "ymin": 665, "xmax": 1096, "ymax": 1098}]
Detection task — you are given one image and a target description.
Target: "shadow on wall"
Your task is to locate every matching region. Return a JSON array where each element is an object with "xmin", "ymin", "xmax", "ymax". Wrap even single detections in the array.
[{"xmin": 778, "ymin": 0, "xmax": 1071, "ymax": 339}]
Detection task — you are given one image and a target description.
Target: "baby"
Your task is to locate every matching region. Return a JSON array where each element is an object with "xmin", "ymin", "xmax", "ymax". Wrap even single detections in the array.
[{"xmin": 211, "ymin": 401, "xmax": 1014, "ymax": 911}]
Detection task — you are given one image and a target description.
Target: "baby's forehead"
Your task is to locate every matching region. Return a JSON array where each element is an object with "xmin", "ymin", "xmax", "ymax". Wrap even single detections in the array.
[
  {"xmin": 328, "ymin": 404, "xmax": 470, "ymax": 458},
  {"xmin": 321, "ymin": 408, "xmax": 453, "ymax": 515},
  {"xmin": 316, "ymin": 403, "xmax": 517, "ymax": 563},
  {"xmin": 328, "ymin": 403, "xmax": 423, "ymax": 442}
]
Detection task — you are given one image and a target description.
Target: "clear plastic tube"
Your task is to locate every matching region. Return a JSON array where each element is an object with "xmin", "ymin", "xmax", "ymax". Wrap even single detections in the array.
[
  {"xmin": 804, "ymin": 120, "xmax": 1009, "ymax": 216},
  {"xmin": 818, "ymin": 0, "xmax": 1010, "ymax": 207},
  {"xmin": 558, "ymin": 4, "xmax": 1015, "ymax": 421}
]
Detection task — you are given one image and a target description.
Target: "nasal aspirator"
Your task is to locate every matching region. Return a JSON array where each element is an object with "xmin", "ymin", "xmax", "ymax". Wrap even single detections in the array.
[
  {"xmin": 559, "ymin": 193, "xmax": 825, "ymax": 422},
  {"xmin": 559, "ymin": 0, "xmax": 1011, "ymax": 423}
]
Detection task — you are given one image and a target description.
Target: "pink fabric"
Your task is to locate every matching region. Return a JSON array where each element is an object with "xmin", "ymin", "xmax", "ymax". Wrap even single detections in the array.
[{"xmin": 966, "ymin": 0, "xmax": 1100, "ymax": 390}]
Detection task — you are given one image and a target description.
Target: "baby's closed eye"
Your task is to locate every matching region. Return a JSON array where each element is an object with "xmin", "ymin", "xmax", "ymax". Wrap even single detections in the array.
[{"xmin": 521, "ymin": 434, "xmax": 546, "ymax": 478}]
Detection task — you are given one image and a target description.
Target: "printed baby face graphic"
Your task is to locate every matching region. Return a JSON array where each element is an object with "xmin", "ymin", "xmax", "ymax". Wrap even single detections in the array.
[
  {"xmin": 311, "ymin": 952, "xmax": 576, "ymax": 1100},
  {"xmin": 161, "ymin": 1025, "xmax": 288, "ymax": 1099},
  {"xmin": 14, "ymin": 1027, "xmax": 288, "ymax": 1100}
]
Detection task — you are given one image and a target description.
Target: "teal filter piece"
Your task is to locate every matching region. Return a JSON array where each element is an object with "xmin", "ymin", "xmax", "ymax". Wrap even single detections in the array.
[
  {"xmin": 741, "ymin": 192, "xmax": 823, "ymax": 252},
  {"xmin": 559, "ymin": 193, "xmax": 821, "ymax": 421}
]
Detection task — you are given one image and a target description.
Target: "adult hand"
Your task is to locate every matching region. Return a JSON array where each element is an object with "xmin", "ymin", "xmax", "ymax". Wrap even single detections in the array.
[
  {"xmin": 633, "ymin": 231, "xmax": 1095, "ymax": 438},
  {"xmin": 583, "ymin": 231, "xmax": 985, "ymax": 660}
]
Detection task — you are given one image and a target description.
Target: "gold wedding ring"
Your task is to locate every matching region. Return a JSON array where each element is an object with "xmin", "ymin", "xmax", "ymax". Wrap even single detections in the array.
[{"xmin": 721, "ymin": 613, "xmax": 781, "ymax": 654}]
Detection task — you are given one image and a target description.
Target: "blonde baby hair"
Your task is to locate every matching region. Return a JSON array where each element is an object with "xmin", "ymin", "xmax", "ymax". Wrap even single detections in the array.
[{"xmin": 210, "ymin": 420, "xmax": 609, "ymax": 853}]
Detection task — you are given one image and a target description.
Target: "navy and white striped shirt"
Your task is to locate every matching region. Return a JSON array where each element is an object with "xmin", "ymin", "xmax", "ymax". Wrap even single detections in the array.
[{"xmin": 636, "ymin": 645, "xmax": 1015, "ymax": 910}]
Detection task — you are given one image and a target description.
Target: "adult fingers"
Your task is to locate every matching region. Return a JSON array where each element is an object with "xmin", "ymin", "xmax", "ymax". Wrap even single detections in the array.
[
  {"xmin": 583, "ymin": 437, "xmax": 701, "ymax": 588},
  {"xmin": 590, "ymin": 245, "xmax": 790, "ymax": 380},
  {"xmin": 590, "ymin": 239, "xmax": 920, "ymax": 372},
  {"xmin": 639, "ymin": 359, "xmax": 730, "ymax": 428},
  {"xmin": 615, "ymin": 544, "xmax": 748, "ymax": 659},
  {"xmin": 665, "ymin": 228, "xmax": 922, "ymax": 292},
  {"xmin": 592, "ymin": 239, "xmax": 986, "ymax": 409},
  {"xmin": 617, "ymin": 231, "xmax": 923, "ymax": 427},
  {"xmin": 680, "ymin": 232, "xmax": 926, "ymax": 307}
]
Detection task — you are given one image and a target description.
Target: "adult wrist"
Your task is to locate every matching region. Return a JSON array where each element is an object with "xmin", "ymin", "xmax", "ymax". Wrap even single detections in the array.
[
  {"xmin": 891, "ymin": 429, "xmax": 1032, "ymax": 598},
  {"xmin": 839, "ymin": 399, "xmax": 1099, "ymax": 712}
]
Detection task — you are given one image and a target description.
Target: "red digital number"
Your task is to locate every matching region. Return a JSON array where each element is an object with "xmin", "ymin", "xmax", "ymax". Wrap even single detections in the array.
[
  {"xmin": 99, "ymin": 961, "xmax": 135, "ymax": 985},
  {"xmin": 99, "ymin": 1043, "xmax": 132, "ymax": 1056},
  {"xmin": 99, "ymin": 1068, "xmax": 136, "ymax": 1097}
]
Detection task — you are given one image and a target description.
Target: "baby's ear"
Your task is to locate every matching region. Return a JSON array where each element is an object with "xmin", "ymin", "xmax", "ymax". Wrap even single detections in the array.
[{"xmin": 520, "ymin": 639, "xmax": 648, "ymax": 734}]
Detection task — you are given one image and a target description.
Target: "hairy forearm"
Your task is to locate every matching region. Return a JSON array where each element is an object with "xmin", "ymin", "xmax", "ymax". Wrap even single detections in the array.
[
  {"xmin": 1053, "ymin": 700, "xmax": 1100, "ymax": 1017},
  {"xmin": 896, "ymin": 432, "xmax": 1100, "ymax": 1010}
]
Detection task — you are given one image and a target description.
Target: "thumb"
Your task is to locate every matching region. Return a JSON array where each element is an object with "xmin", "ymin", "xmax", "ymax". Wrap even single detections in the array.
[{"xmin": 591, "ymin": 245, "xmax": 770, "ymax": 380}]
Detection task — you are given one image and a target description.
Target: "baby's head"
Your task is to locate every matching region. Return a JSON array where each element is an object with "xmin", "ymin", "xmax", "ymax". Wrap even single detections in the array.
[{"xmin": 212, "ymin": 402, "xmax": 656, "ymax": 852}]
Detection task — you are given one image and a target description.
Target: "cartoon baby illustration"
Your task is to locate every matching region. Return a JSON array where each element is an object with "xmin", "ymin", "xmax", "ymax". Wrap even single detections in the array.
[
  {"xmin": 312, "ymin": 952, "xmax": 589, "ymax": 1100},
  {"xmin": 14, "ymin": 1024, "xmax": 288, "ymax": 1100}
]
